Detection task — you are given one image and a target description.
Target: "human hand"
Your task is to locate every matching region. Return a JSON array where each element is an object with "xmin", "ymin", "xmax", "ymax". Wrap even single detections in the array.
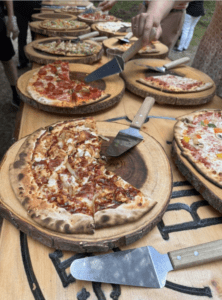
[
  {"xmin": 132, "ymin": 13, "xmax": 162, "ymax": 46},
  {"xmin": 5, "ymin": 16, "xmax": 19, "ymax": 40},
  {"xmin": 98, "ymin": 0, "xmax": 117, "ymax": 12}
]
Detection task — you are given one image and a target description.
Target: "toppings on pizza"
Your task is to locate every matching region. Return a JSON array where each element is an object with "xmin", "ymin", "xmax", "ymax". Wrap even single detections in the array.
[
  {"xmin": 9, "ymin": 118, "xmax": 156, "ymax": 234},
  {"xmin": 113, "ymin": 41, "xmax": 158, "ymax": 54},
  {"xmin": 34, "ymin": 39, "xmax": 100, "ymax": 56},
  {"xmin": 96, "ymin": 21, "xmax": 131, "ymax": 33},
  {"xmin": 138, "ymin": 74, "xmax": 213, "ymax": 93},
  {"xmin": 79, "ymin": 11, "xmax": 116, "ymax": 22},
  {"xmin": 174, "ymin": 110, "xmax": 222, "ymax": 187},
  {"xmin": 27, "ymin": 61, "xmax": 108, "ymax": 107},
  {"xmin": 40, "ymin": 19, "xmax": 87, "ymax": 30}
]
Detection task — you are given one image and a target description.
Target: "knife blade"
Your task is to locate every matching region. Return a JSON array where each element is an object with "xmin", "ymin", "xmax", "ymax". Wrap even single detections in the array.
[
  {"xmin": 106, "ymin": 96, "xmax": 155, "ymax": 157},
  {"xmin": 84, "ymin": 27, "xmax": 156, "ymax": 83},
  {"xmin": 71, "ymin": 239, "xmax": 222, "ymax": 288},
  {"xmin": 134, "ymin": 57, "xmax": 190, "ymax": 73}
]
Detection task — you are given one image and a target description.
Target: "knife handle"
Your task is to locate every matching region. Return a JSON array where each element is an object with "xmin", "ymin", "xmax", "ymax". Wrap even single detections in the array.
[
  {"xmin": 91, "ymin": 36, "xmax": 108, "ymax": 42},
  {"xmin": 124, "ymin": 31, "xmax": 133, "ymax": 40},
  {"xmin": 164, "ymin": 57, "xmax": 190, "ymax": 70},
  {"xmin": 79, "ymin": 31, "xmax": 99, "ymax": 41},
  {"xmin": 168, "ymin": 240, "xmax": 222, "ymax": 270},
  {"xmin": 121, "ymin": 27, "xmax": 156, "ymax": 63},
  {"xmin": 131, "ymin": 97, "xmax": 155, "ymax": 129}
]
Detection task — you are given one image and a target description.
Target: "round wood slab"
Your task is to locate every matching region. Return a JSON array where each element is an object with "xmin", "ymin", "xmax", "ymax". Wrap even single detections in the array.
[
  {"xmin": 31, "ymin": 12, "xmax": 76, "ymax": 21},
  {"xmin": 91, "ymin": 22, "xmax": 131, "ymax": 37},
  {"xmin": 29, "ymin": 21, "xmax": 91, "ymax": 37},
  {"xmin": 0, "ymin": 122, "xmax": 172, "ymax": 252},
  {"xmin": 103, "ymin": 37, "xmax": 168, "ymax": 59},
  {"xmin": 16, "ymin": 63, "xmax": 125, "ymax": 114},
  {"xmin": 172, "ymin": 140, "xmax": 222, "ymax": 213},
  {"xmin": 121, "ymin": 58, "xmax": 216, "ymax": 106},
  {"xmin": 25, "ymin": 37, "xmax": 103, "ymax": 65}
]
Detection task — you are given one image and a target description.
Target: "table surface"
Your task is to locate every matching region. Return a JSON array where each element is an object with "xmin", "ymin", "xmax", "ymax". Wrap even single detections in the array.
[{"xmin": 1, "ymin": 27, "xmax": 222, "ymax": 300}]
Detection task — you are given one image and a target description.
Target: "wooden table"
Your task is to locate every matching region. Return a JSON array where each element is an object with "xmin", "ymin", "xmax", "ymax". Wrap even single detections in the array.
[{"xmin": 1, "ymin": 51, "xmax": 222, "ymax": 300}]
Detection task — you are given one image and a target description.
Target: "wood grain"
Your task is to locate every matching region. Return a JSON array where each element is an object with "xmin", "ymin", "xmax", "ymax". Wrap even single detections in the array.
[
  {"xmin": 29, "ymin": 21, "xmax": 91, "ymax": 37},
  {"xmin": 0, "ymin": 122, "xmax": 172, "ymax": 252},
  {"xmin": 25, "ymin": 37, "xmax": 103, "ymax": 65},
  {"xmin": 121, "ymin": 58, "xmax": 216, "ymax": 106},
  {"xmin": 16, "ymin": 63, "xmax": 125, "ymax": 115}
]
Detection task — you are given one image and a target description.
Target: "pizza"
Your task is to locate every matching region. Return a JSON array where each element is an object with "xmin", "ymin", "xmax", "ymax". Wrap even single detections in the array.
[
  {"xmin": 9, "ymin": 118, "xmax": 156, "ymax": 234},
  {"xmin": 174, "ymin": 109, "xmax": 222, "ymax": 188},
  {"xmin": 34, "ymin": 39, "xmax": 100, "ymax": 57},
  {"xmin": 61, "ymin": 6, "xmax": 81, "ymax": 13},
  {"xmin": 79, "ymin": 11, "xmax": 117, "ymax": 22},
  {"xmin": 27, "ymin": 61, "xmax": 108, "ymax": 107},
  {"xmin": 113, "ymin": 41, "xmax": 158, "ymax": 54},
  {"xmin": 40, "ymin": 19, "xmax": 87, "ymax": 30},
  {"xmin": 137, "ymin": 74, "xmax": 213, "ymax": 93},
  {"xmin": 96, "ymin": 21, "xmax": 131, "ymax": 33}
]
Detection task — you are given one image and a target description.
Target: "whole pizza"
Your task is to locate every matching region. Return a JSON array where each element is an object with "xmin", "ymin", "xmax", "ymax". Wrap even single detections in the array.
[
  {"xmin": 27, "ymin": 61, "xmax": 108, "ymax": 107},
  {"xmin": 79, "ymin": 11, "xmax": 117, "ymax": 23},
  {"xmin": 40, "ymin": 19, "xmax": 88, "ymax": 31},
  {"xmin": 9, "ymin": 118, "xmax": 156, "ymax": 234},
  {"xmin": 174, "ymin": 109, "xmax": 222, "ymax": 188},
  {"xmin": 34, "ymin": 39, "xmax": 100, "ymax": 57},
  {"xmin": 96, "ymin": 21, "xmax": 131, "ymax": 34},
  {"xmin": 138, "ymin": 74, "xmax": 213, "ymax": 93}
]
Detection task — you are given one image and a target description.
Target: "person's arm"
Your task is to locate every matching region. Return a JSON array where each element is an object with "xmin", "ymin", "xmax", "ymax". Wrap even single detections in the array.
[
  {"xmin": 132, "ymin": 0, "xmax": 189, "ymax": 45},
  {"xmin": 98, "ymin": 0, "xmax": 117, "ymax": 11},
  {"xmin": 4, "ymin": 1, "xmax": 19, "ymax": 39}
]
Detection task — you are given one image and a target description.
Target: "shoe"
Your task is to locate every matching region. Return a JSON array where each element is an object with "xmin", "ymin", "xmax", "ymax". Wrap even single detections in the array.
[
  {"xmin": 17, "ymin": 62, "xmax": 29, "ymax": 69},
  {"xmin": 173, "ymin": 48, "xmax": 183, "ymax": 52},
  {"xmin": 11, "ymin": 96, "xmax": 20, "ymax": 109}
]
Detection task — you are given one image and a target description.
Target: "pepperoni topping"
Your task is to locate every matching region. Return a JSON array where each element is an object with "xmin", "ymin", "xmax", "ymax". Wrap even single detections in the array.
[
  {"xmin": 38, "ymin": 69, "xmax": 47, "ymax": 76},
  {"xmin": 46, "ymin": 82, "xmax": 55, "ymax": 92},
  {"xmin": 45, "ymin": 75, "xmax": 54, "ymax": 81}
]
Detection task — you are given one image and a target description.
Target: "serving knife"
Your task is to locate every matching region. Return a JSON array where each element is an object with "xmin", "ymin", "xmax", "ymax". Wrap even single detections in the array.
[
  {"xmin": 84, "ymin": 28, "xmax": 156, "ymax": 82},
  {"xmin": 64, "ymin": 31, "xmax": 99, "ymax": 43},
  {"xmin": 71, "ymin": 239, "xmax": 222, "ymax": 288}
]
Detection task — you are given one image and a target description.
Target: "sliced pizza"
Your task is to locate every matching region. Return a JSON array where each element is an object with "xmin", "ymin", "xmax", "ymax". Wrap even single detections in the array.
[
  {"xmin": 174, "ymin": 109, "xmax": 222, "ymax": 188},
  {"xmin": 40, "ymin": 19, "xmax": 88, "ymax": 30},
  {"xmin": 27, "ymin": 61, "xmax": 108, "ymax": 107},
  {"xmin": 9, "ymin": 118, "xmax": 156, "ymax": 234},
  {"xmin": 138, "ymin": 74, "xmax": 213, "ymax": 93}
]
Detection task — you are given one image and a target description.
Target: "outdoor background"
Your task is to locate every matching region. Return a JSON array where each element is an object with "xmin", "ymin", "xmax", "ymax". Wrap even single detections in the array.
[{"xmin": 0, "ymin": 0, "xmax": 216, "ymax": 162}]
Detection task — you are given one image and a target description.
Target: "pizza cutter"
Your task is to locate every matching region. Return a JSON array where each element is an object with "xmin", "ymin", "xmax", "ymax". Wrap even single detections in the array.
[
  {"xmin": 134, "ymin": 57, "xmax": 190, "ymax": 73},
  {"xmin": 118, "ymin": 31, "xmax": 133, "ymax": 44},
  {"xmin": 63, "ymin": 31, "xmax": 99, "ymax": 43}
]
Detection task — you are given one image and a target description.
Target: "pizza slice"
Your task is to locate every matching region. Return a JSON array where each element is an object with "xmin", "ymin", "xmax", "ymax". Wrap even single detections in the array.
[{"xmin": 138, "ymin": 74, "xmax": 213, "ymax": 93}]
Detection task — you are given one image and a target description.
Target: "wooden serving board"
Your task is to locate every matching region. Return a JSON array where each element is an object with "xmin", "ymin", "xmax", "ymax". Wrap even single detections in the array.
[
  {"xmin": 16, "ymin": 63, "xmax": 125, "ymax": 114},
  {"xmin": 91, "ymin": 22, "xmax": 131, "ymax": 37},
  {"xmin": 121, "ymin": 58, "xmax": 216, "ymax": 106},
  {"xmin": 29, "ymin": 21, "xmax": 90, "ymax": 37},
  {"xmin": 25, "ymin": 37, "xmax": 103, "ymax": 65},
  {"xmin": 0, "ymin": 121, "xmax": 172, "ymax": 252},
  {"xmin": 31, "ymin": 12, "xmax": 76, "ymax": 21},
  {"xmin": 103, "ymin": 37, "xmax": 168, "ymax": 59},
  {"xmin": 172, "ymin": 140, "xmax": 222, "ymax": 213}
]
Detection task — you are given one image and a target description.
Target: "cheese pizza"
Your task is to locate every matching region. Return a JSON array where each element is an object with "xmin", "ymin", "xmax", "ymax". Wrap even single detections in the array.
[
  {"xmin": 40, "ymin": 19, "xmax": 87, "ymax": 30},
  {"xmin": 9, "ymin": 118, "xmax": 156, "ymax": 234},
  {"xmin": 138, "ymin": 74, "xmax": 213, "ymax": 93}
]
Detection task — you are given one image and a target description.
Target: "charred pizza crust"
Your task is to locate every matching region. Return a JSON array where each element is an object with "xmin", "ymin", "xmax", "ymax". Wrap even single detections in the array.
[
  {"xmin": 138, "ymin": 75, "xmax": 213, "ymax": 93},
  {"xmin": 174, "ymin": 109, "xmax": 222, "ymax": 188},
  {"xmin": 9, "ymin": 118, "xmax": 156, "ymax": 234}
]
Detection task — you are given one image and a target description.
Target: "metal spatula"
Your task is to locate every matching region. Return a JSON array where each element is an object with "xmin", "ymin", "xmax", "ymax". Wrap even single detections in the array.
[
  {"xmin": 106, "ymin": 97, "xmax": 155, "ymax": 157},
  {"xmin": 118, "ymin": 31, "xmax": 133, "ymax": 44}
]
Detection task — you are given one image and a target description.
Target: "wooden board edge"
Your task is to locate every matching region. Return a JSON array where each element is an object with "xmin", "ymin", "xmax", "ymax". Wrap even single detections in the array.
[{"xmin": 171, "ymin": 140, "xmax": 222, "ymax": 213}]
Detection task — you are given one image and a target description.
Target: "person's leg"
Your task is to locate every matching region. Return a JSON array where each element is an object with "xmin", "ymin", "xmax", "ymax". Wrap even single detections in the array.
[
  {"xmin": 177, "ymin": 13, "xmax": 193, "ymax": 51},
  {"xmin": 16, "ymin": 12, "xmax": 29, "ymax": 67},
  {"xmin": 1, "ymin": 59, "xmax": 20, "ymax": 107},
  {"xmin": 183, "ymin": 16, "xmax": 201, "ymax": 50}
]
